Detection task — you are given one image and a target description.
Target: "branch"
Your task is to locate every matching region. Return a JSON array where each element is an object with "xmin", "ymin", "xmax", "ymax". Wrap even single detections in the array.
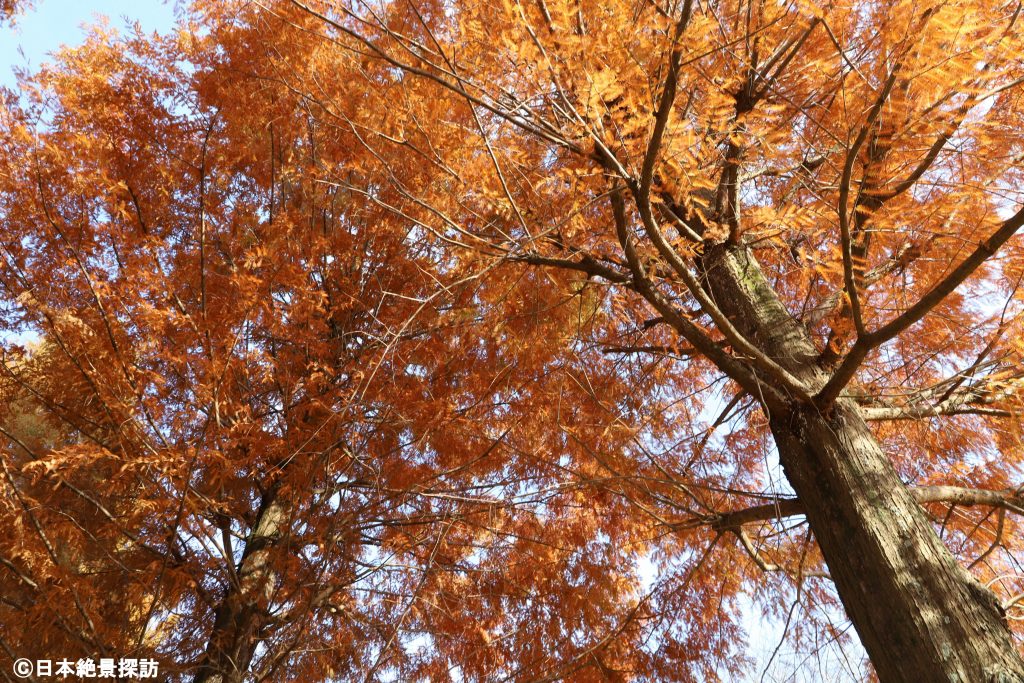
[
  {"xmin": 870, "ymin": 205, "xmax": 1024, "ymax": 344},
  {"xmin": 510, "ymin": 252, "xmax": 631, "ymax": 283},
  {"xmin": 732, "ymin": 528, "xmax": 831, "ymax": 580},
  {"xmin": 805, "ymin": 240, "xmax": 924, "ymax": 326},
  {"xmin": 608, "ymin": 188, "xmax": 789, "ymax": 405},
  {"xmin": 289, "ymin": 0, "xmax": 579, "ymax": 153},
  {"xmin": 687, "ymin": 485, "xmax": 1024, "ymax": 531},
  {"xmin": 631, "ymin": 194, "xmax": 813, "ymax": 400},
  {"xmin": 860, "ymin": 404, "xmax": 1014, "ymax": 421},
  {"xmin": 638, "ymin": 0, "xmax": 694, "ymax": 201},
  {"xmin": 750, "ymin": 19, "xmax": 820, "ymax": 101},
  {"xmin": 816, "ymin": 203, "xmax": 1024, "ymax": 406},
  {"xmin": 858, "ymin": 383, "xmax": 1018, "ymax": 421},
  {"xmin": 837, "ymin": 70, "xmax": 900, "ymax": 339},
  {"xmin": 601, "ymin": 344, "xmax": 695, "ymax": 357}
]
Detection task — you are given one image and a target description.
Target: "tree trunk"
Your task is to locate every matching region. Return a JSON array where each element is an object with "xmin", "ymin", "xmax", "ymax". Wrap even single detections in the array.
[
  {"xmin": 772, "ymin": 401, "xmax": 1022, "ymax": 682},
  {"xmin": 193, "ymin": 489, "xmax": 286, "ymax": 683},
  {"xmin": 699, "ymin": 244, "xmax": 1024, "ymax": 682}
]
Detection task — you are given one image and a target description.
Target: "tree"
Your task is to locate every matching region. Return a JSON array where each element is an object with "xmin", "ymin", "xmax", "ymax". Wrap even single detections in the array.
[
  {"xmin": 0, "ymin": 18, "xmax": 665, "ymax": 682},
  {"xmin": 2, "ymin": 0, "xmax": 1024, "ymax": 681}
]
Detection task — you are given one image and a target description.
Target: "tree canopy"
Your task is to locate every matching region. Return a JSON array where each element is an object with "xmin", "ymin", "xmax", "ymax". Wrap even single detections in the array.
[{"xmin": 2, "ymin": 0, "xmax": 1024, "ymax": 681}]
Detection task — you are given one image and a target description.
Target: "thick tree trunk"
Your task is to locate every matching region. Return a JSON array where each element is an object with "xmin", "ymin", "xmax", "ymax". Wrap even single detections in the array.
[
  {"xmin": 773, "ymin": 402, "xmax": 1022, "ymax": 682},
  {"xmin": 193, "ymin": 489, "xmax": 286, "ymax": 683},
  {"xmin": 699, "ymin": 244, "xmax": 1024, "ymax": 682}
]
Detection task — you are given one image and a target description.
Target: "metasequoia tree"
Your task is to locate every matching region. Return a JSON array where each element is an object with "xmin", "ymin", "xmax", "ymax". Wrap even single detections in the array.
[
  {"xmin": 3, "ymin": 0, "xmax": 1024, "ymax": 681},
  {"xmin": 0, "ymin": 15, "xmax": 700, "ymax": 683},
  {"xmin": 279, "ymin": 0, "xmax": 1024, "ymax": 679}
]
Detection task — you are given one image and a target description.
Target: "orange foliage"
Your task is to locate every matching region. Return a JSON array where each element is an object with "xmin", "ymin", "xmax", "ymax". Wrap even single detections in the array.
[{"xmin": 1, "ymin": 0, "xmax": 1023, "ymax": 680}]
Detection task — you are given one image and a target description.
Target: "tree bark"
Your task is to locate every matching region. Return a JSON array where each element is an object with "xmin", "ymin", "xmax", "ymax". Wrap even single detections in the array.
[
  {"xmin": 699, "ymin": 243, "xmax": 1024, "ymax": 682},
  {"xmin": 772, "ymin": 401, "xmax": 1022, "ymax": 682},
  {"xmin": 193, "ymin": 488, "xmax": 286, "ymax": 683}
]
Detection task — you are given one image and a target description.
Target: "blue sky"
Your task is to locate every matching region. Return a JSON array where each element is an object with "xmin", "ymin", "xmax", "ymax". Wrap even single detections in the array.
[{"xmin": 0, "ymin": 0, "xmax": 178, "ymax": 88}]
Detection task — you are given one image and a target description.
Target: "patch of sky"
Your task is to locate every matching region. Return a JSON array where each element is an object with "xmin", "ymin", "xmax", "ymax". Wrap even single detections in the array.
[
  {"xmin": 0, "ymin": 0, "xmax": 179, "ymax": 90},
  {"xmin": 730, "ymin": 593, "xmax": 868, "ymax": 683}
]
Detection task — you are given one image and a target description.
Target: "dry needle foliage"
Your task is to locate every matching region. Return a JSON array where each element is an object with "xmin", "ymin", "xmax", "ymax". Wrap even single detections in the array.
[{"xmin": 1, "ymin": 0, "xmax": 1024, "ymax": 681}]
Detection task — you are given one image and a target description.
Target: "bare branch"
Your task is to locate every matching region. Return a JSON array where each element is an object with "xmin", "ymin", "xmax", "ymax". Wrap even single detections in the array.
[
  {"xmin": 681, "ymin": 485, "xmax": 1024, "ymax": 531},
  {"xmin": 637, "ymin": 0, "xmax": 695, "ymax": 201},
  {"xmin": 838, "ymin": 70, "xmax": 900, "ymax": 339},
  {"xmin": 817, "ymin": 204, "xmax": 1024, "ymax": 406}
]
